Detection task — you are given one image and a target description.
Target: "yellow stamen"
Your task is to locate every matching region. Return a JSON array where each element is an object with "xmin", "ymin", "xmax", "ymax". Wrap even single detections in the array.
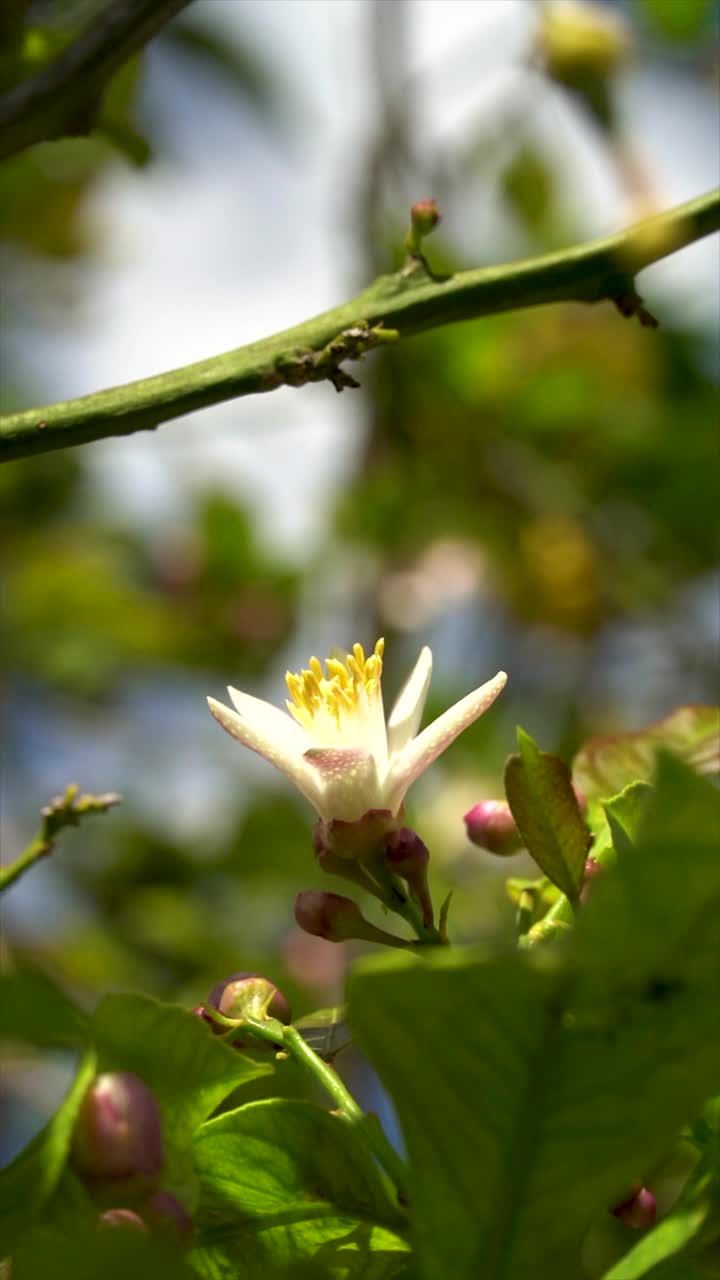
[{"xmin": 285, "ymin": 639, "xmax": 384, "ymax": 729}]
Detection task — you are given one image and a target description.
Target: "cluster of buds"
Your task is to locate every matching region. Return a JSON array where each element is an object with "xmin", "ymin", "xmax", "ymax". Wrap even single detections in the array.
[
  {"xmin": 98, "ymin": 1190, "xmax": 192, "ymax": 1241},
  {"xmin": 295, "ymin": 814, "xmax": 439, "ymax": 946},
  {"xmin": 71, "ymin": 1071, "xmax": 192, "ymax": 1245}
]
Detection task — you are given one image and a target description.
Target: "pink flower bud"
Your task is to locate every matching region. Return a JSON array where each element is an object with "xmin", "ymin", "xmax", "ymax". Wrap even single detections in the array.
[
  {"xmin": 97, "ymin": 1208, "xmax": 147, "ymax": 1232},
  {"xmin": 386, "ymin": 828, "xmax": 434, "ymax": 927},
  {"xmin": 71, "ymin": 1072, "xmax": 164, "ymax": 1181},
  {"xmin": 140, "ymin": 1189, "xmax": 193, "ymax": 1244},
  {"xmin": 294, "ymin": 890, "xmax": 407, "ymax": 948},
  {"xmin": 611, "ymin": 1185, "xmax": 657, "ymax": 1229},
  {"xmin": 464, "ymin": 800, "xmax": 524, "ymax": 856},
  {"xmin": 207, "ymin": 972, "xmax": 291, "ymax": 1026},
  {"xmin": 405, "ymin": 199, "xmax": 442, "ymax": 256}
]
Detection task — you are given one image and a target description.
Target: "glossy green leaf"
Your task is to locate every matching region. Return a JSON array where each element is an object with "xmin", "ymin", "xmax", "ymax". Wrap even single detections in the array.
[
  {"xmin": 0, "ymin": 1048, "xmax": 97, "ymax": 1254},
  {"xmin": 348, "ymin": 759, "xmax": 720, "ymax": 1280},
  {"xmin": 90, "ymin": 993, "xmax": 272, "ymax": 1204},
  {"xmin": 91, "ymin": 994, "xmax": 272, "ymax": 1138},
  {"xmin": 505, "ymin": 728, "xmax": 590, "ymax": 900},
  {"xmin": 192, "ymin": 1098, "xmax": 408, "ymax": 1275},
  {"xmin": 572, "ymin": 705, "xmax": 719, "ymax": 803}
]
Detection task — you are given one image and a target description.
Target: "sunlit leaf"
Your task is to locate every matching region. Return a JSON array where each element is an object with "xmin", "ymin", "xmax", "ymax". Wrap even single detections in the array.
[
  {"xmin": 573, "ymin": 706, "xmax": 720, "ymax": 802},
  {"xmin": 348, "ymin": 759, "xmax": 720, "ymax": 1280},
  {"xmin": 505, "ymin": 728, "xmax": 590, "ymax": 900},
  {"xmin": 192, "ymin": 1099, "xmax": 408, "ymax": 1275}
]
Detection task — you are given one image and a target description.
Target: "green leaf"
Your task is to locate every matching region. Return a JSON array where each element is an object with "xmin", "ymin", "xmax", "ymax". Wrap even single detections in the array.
[
  {"xmin": 505, "ymin": 728, "xmax": 589, "ymax": 900},
  {"xmin": 347, "ymin": 760, "xmax": 720, "ymax": 1280},
  {"xmin": 603, "ymin": 780, "xmax": 654, "ymax": 858},
  {"xmin": 0, "ymin": 968, "xmax": 88, "ymax": 1047},
  {"xmin": 0, "ymin": 1048, "xmax": 97, "ymax": 1254},
  {"xmin": 192, "ymin": 1098, "xmax": 408, "ymax": 1275},
  {"xmin": 90, "ymin": 993, "xmax": 273, "ymax": 1203},
  {"xmin": 572, "ymin": 705, "xmax": 719, "ymax": 803}
]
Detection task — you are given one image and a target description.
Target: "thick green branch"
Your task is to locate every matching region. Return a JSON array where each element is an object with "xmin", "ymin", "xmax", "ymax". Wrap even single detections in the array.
[
  {"xmin": 0, "ymin": 0, "xmax": 193, "ymax": 162},
  {"xmin": 1, "ymin": 189, "xmax": 718, "ymax": 462}
]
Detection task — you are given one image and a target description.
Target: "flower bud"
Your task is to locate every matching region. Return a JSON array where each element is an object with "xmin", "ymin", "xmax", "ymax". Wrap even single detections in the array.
[
  {"xmin": 140, "ymin": 1190, "xmax": 193, "ymax": 1244},
  {"xmin": 464, "ymin": 800, "xmax": 524, "ymax": 856},
  {"xmin": 294, "ymin": 890, "xmax": 408, "ymax": 948},
  {"xmin": 405, "ymin": 199, "xmax": 441, "ymax": 256},
  {"xmin": 538, "ymin": 0, "xmax": 629, "ymax": 129},
  {"xmin": 385, "ymin": 828, "xmax": 434, "ymax": 928},
  {"xmin": 71, "ymin": 1072, "xmax": 164, "ymax": 1181},
  {"xmin": 207, "ymin": 972, "xmax": 291, "ymax": 1027},
  {"xmin": 410, "ymin": 199, "xmax": 440, "ymax": 236},
  {"xmin": 97, "ymin": 1208, "xmax": 148, "ymax": 1233},
  {"xmin": 611, "ymin": 1185, "xmax": 657, "ymax": 1229}
]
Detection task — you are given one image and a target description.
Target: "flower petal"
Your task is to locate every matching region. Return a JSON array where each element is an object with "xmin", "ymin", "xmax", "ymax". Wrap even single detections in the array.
[
  {"xmin": 228, "ymin": 686, "xmax": 307, "ymax": 746},
  {"xmin": 386, "ymin": 646, "xmax": 433, "ymax": 759},
  {"xmin": 207, "ymin": 697, "xmax": 323, "ymax": 812},
  {"xmin": 304, "ymin": 747, "xmax": 383, "ymax": 824},
  {"xmin": 386, "ymin": 671, "xmax": 507, "ymax": 815}
]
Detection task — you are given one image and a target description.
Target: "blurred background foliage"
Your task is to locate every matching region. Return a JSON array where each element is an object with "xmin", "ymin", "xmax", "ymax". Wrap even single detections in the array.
[{"xmin": 1, "ymin": 0, "xmax": 718, "ymax": 1218}]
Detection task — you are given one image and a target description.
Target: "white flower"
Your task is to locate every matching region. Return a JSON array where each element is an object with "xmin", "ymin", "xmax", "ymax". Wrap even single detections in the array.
[{"xmin": 208, "ymin": 640, "xmax": 507, "ymax": 825}]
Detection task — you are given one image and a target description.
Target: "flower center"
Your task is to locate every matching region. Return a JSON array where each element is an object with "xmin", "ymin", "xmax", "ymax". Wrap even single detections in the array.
[{"xmin": 286, "ymin": 639, "xmax": 384, "ymax": 732}]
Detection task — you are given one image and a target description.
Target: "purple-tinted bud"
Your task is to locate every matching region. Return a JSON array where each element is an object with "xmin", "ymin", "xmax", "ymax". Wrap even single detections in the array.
[
  {"xmin": 385, "ymin": 828, "xmax": 434, "ymax": 928},
  {"xmin": 295, "ymin": 891, "xmax": 366, "ymax": 941},
  {"xmin": 294, "ymin": 890, "xmax": 407, "ymax": 948},
  {"xmin": 141, "ymin": 1190, "xmax": 193, "ymax": 1244},
  {"xmin": 98, "ymin": 1208, "xmax": 148, "ymax": 1233},
  {"xmin": 71, "ymin": 1072, "xmax": 164, "ymax": 1181},
  {"xmin": 611, "ymin": 1185, "xmax": 657, "ymax": 1230},
  {"xmin": 464, "ymin": 800, "xmax": 524, "ymax": 856},
  {"xmin": 206, "ymin": 972, "xmax": 291, "ymax": 1026}
]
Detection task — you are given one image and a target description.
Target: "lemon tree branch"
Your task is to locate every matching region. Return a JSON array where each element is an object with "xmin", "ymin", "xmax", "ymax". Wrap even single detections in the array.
[{"xmin": 1, "ymin": 188, "xmax": 718, "ymax": 463}]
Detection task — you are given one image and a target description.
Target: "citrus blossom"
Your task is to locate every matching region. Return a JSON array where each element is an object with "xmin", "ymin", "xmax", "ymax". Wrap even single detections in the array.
[{"xmin": 208, "ymin": 639, "xmax": 506, "ymax": 825}]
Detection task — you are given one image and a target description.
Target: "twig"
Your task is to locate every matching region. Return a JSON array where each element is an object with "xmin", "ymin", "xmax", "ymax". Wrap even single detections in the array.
[
  {"xmin": 0, "ymin": 784, "xmax": 121, "ymax": 893},
  {"xmin": 230, "ymin": 1016, "xmax": 410, "ymax": 1207},
  {"xmin": 0, "ymin": 0, "xmax": 193, "ymax": 163},
  {"xmin": 0, "ymin": 189, "xmax": 718, "ymax": 462}
]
